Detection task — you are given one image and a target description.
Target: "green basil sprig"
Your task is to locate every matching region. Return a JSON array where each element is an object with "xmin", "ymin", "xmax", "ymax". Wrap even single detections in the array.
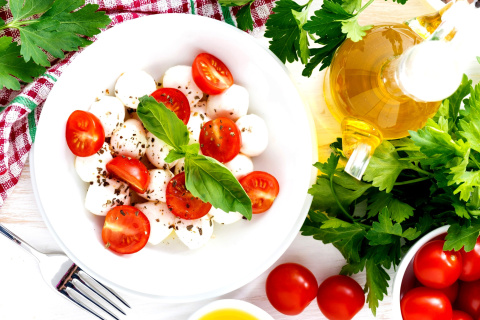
[{"xmin": 137, "ymin": 96, "xmax": 253, "ymax": 220}]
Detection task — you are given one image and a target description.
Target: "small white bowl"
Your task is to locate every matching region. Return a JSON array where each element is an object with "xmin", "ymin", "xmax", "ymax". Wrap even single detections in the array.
[
  {"xmin": 188, "ymin": 299, "xmax": 274, "ymax": 320},
  {"xmin": 391, "ymin": 225, "xmax": 450, "ymax": 319}
]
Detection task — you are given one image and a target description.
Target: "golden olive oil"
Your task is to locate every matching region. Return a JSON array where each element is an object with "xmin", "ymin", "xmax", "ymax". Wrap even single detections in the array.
[{"xmin": 199, "ymin": 308, "xmax": 259, "ymax": 320}]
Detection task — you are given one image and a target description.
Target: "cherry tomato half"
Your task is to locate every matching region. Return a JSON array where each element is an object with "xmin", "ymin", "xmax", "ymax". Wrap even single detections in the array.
[
  {"xmin": 460, "ymin": 237, "xmax": 480, "ymax": 282},
  {"xmin": 106, "ymin": 156, "xmax": 150, "ymax": 194},
  {"xmin": 316, "ymin": 275, "xmax": 365, "ymax": 320},
  {"xmin": 239, "ymin": 171, "xmax": 279, "ymax": 214},
  {"xmin": 192, "ymin": 53, "xmax": 233, "ymax": 95},
  {"xmin": 66, "ymin": 110, "xmax": 105, "ymax": 157},
  {"xmin": 413, "ymin": 240, "xmax": 463, "ymax": 289},
  {"xmin": 166, "ymin": 172, "xmax": 212, "ymax": 220},
  {"xmin": 452, "ymin": 310, "xmax": 474, "ymax": 320},
  {"xmin": 401, "ymin": 287, "xmax": 452, "ymax": 320},
  {"xmin": 266, "ymin": 263, "xmax": 318, "ymax": 315},
  {"xmin": 199, "ymin": 117, "xmax": 241, "ymax": 163},
  {"xmin": 150, "ymin": 88, "xmax": 190, "ymax": 124},
  {"xmin": 456, "ymin": 279, "xmax": 480, "ymax": 318},
  {"xmin": 102, "ymin": 205, "xmax": 150, "ymax": 254}
]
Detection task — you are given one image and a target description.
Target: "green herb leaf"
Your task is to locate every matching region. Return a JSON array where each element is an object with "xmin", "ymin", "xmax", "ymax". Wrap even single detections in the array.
[
  {"xmin": 365, "ymin": 259, "xmax": 390, "ymax": 316},
  {"xmin": 0, "ymin": 0, "xmax": 7, "ymax": 7},
  {"xmin": 444, "ymin": 221, "xmax": 480, "ymax": 251},
  {"xmin": 9, "ymin": 0, "xmax": 54, "ymax": 21},
  {"xmin": 0, "ymin": 37, "xmax": 45, "ymax": 90},
  {"xmin": 137, "ymin": 96, "xmax": 190, "ymax": 150},
  {"xmin": 164, "ymin": 150, "xmax": 185, "ymax": 164},
  {"xmin": 218, "ymin": 0, "xmax": 251, "ymax": 6},
  {"xmin": 341, "ymin": 17, "xmax": 372, "ymax": 42},
  {"xmin": 180, "ymin": 143, "xmax": 200, "ymax": 155},
  {"xmin": 235, "ymin": 4, "xmax": 254, "ymax": 31},
  {"xmin": 184, "ymin": 153, "xmax": 252, "ymax": 220},
  {"xmin": 291, "ymin": 7, "xmax": 311, "ymax": 64},
  {"xmin": 366, "ymin": 208, "xmax": 420, "ymax": 245}
]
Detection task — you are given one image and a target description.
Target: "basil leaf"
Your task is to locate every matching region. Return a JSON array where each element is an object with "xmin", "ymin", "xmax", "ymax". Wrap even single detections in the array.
[
  {"xmin": 180, "ymin": 143, "xmax": 200, "ymax": 155},
  {"xmin": 184, "ymin": 153, "xmax": 252, "ymax": 220},
  {"xmin": 137, "ymin": 96, "xmax": 189, "ymax": 150},
  {"xmin": 165, "ymin": 150, "xmax": 185, "ymax": 163}
]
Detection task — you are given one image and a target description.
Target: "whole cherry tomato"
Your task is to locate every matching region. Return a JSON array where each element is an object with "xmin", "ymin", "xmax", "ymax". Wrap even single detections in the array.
[
  {"xmin": 437, "ymin": 281, "xmax": 459, "ymax": 305},
  {"xmin": 316, "ymin": 275, "xmax": 365, "ymax": 320},
  {"xmin": 456, "ymin": 279, "xmax": 480, "ymax": 318},
  {"xmin": 102, "ymin": 205, "xmax": 150, "ymax": 254},
  {"xmin": 413, "ymin": 240, "xmax": 463, "ymax": 289},
  {"xmin": 192, "ymin": 53, "xmax": 233, "ymax": 95},
  {"xmin": 452, "ymin": 310, "xmax": 474, "ymax": 320},
  {"xmin": 266, "ymin": 263, "xmax": 318, "ymax": 315},
  {"xmin": 459, "ymin": 237, "xmax": 480, "ymax": 282},
  {"xmin": 150, "ymin": 88, "xmax": 190, "ymax": 124},
  {"xmin": 66, "ymin": 110, "xmax": 105, "ymax": 157},
  {"xmin": 401, "ymin": 287, "xmax": 452, "ymax": 320},
  {"xmin": 106, "ymin": 156, "xmax": 150, "ymax": 194}
]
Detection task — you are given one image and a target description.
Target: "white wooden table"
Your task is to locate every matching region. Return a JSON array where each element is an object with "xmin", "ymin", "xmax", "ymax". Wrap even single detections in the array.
[{"xmin": 1, "ymin": 0, "xmax": 471, "ymax": 318}]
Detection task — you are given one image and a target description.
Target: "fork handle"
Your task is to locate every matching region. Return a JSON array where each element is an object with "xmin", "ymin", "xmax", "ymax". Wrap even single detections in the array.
[{"xmin": 0, "ymin": 223, "xmax": 46, "ymax": 262}]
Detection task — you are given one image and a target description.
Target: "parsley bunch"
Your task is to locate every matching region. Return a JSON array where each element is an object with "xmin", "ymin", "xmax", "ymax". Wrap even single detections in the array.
[
  {"xmin": 0, "ymin": 0, "xmax": 110, "ymax": 90},
  {"xmin": 302, "ymin": 73, "xmax": 480, "ymax": 315}
]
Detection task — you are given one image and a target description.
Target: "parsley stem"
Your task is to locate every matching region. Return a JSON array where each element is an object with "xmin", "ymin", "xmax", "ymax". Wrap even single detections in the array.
[
  {"xmin": 410, "ymin": 165, "xmax": 433, "ymax": 177},
  {"xmin": 0, "ymin": 19, "xmax": 38, "ymax": 31},
  {"xmin": 394, "ymin": 176, "xmax": 431, "ymax": 186},
  {"xmin": 356, "ymin": 0, "xmax": 375, "ymax": 15},
  {"xmin": 329, "ymin": 174, "xmax": 355, "ymax": 222},
  {"xmin": 470, "ymin": 155, "xmax": 480, "ymax": 170}
]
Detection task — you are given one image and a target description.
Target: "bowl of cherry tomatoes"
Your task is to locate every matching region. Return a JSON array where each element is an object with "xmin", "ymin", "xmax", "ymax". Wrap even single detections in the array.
[{"xmin": 392, "ymin": 225, "xmax": 480, "ymax": 320}]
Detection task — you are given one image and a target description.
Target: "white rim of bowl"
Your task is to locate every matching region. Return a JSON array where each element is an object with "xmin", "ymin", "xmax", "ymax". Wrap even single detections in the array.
[
  {"xmin": 391, "ymin": 225, "xmax": 450, "ymax": 320},
  {"xmin": 188, "ymin": 299, "xmax": 274, "ymax": 320}
]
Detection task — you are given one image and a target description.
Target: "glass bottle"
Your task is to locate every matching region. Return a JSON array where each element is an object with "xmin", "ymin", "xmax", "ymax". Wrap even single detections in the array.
[{"xmin": 323, "ymin": 0, "xmax": 475, "ymax": 179}]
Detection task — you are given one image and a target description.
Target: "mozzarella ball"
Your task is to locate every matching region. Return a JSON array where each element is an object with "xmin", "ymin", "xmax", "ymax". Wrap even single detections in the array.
[
  {"xmin": 162, "ymin": 66, "xmax": 203, "ymax": 108},
  {"xmin": 224, "ymin": 154, "xmax": 254, "ymax": 179},
  {"xmin": 75, "ymin": 143, "xmax": 113, "ymax": 183},
  {"xmin": 187, "ymin": 111, "xmax": 210, "ymax": 144},
  {"xmin": 85, "ymin": 178, "xmax": 131, "ymax": 216},
  {"xmin": 236, "ymin": 114, "xmax": 269, "ymax": 157},
  {"xmin": 88, "ymin": 96, "xmax": 125, "ymax": 137},
  {"xmin": 206, "ymin": 84, "xmax": 249, "ymax": 121},
  {"xmin": 146, "ymin": 132, "xmax": 178, "ymax": 170},
  {"xmin": 115, "ymin": 70, "xmax": 156, "ymax": 109},
  {"xmin": 134, "ymin": 202, "xmax": 177, "ymax": 245},
  {"xmin": 174, "ymin": 158, "xmax": 186, "ymax": 175},
  {"xmin": 175, "ymin": 215, "xmax": 214, "ymax": 250},
  {"xmin": 209, "ymin": 207, "xmax": 243, "ymax": 225},
  {"xmin": 110, "ymin": 119, "xmax": 148, "ymax": 159},
  {"xmin": 138, "ymin": 169, "xmax": 174, "ymax": 202}
]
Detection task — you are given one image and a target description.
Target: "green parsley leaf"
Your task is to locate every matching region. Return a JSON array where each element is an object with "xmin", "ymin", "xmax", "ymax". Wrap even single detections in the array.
[
  {"xmin": 365, "ymin": 259, "xmax": 390, "ymax": 316},
  {"xmin": 0, "ymin": 0, "xmax": 7, "ymax": 7},
  {"xmin": 339, "ymin": 257, "xmax": 366, "ymax": 276},
  {"xmin": 236, "ymin": 4, "xmax": 254, "ymax": 31},
  {"xmin": 218, "ymin": 0, "xmax": 251, "ymax": 6},
  {"xmin": 341, "ymin": 17, "xmax": 372, "ymax": 42},
  {"xmin": 366, "ymin": 208, "xmax": 420, "ymax": 245},
  {"xmin": 0, "ymin": 37, "xmax": 45, "ymax": 90},
  {"xmin": 9, "ymin": 0, "xmax": 54, "ymax": 21},
  {"xmin": 291, "ymin": 7, "xmax": 311, "ymax": 64},
  {"xmin": 137, "ymin": 96, "xmax": 190, "ymax": 150},
  {"xmin": 184, "ymin": 153, "xmax": 252, "ymax": 220},
  {"xmin": 444, "ymin": 221, "xmax": 480, "ymax": 251}
]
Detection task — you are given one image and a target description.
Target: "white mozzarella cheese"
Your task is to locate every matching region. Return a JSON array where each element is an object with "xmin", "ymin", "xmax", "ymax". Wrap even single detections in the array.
[
  {"xmin": 187, "ymin": 110, "xmax": 210, "ymax": 144},
  {"xmin": 174, "ymin": 158, "xmax": 186, "ymax": 175},
  {"xmin": 224, "ymin": 154, "xmax": 254, "ymax": 179},
  {"xmin": 75, "ymin": 142, "xmax": 113, "ymax": 183},
  {"xmin": 115, "ymin": 70, "xmax": 157, "ymax": 109},
  {"xmin": 88, "ymin": 96, "xmax": 125, "ymax": 137},
  {"xmin": 206, "ymin": 84, "xmax": 249, "ymax": 121},
  {"xmin": 175, "ymin": 215, "xmax": 214, "ymax": 250},
  {"xmin": 162, "ymin": 65, "xmax": 203, "ymax": 108},
  {"xmin": 138, "ymin": 169, "xmax": 174, "ymax": 202},
  {"xmin": 84, "ymin": 178, "xmax": 131, "ymax": 216},
  {"xmin": 146, "ymin": 132, "xmax": 178, "ymax": 170},
  {"xmin": 236, "ymin": 114, "xmax": 269, "ymax": 157},
  {"xmin": 209, "ymin": 207, "xmax": 243, "ymax": 225},
  {"xmin": 134, "ymin": 202, "xmax": 177, "ymax": 245},
  {"xmin": 110, "ymin": 119, "xmax": 148, "ymax": 159}
]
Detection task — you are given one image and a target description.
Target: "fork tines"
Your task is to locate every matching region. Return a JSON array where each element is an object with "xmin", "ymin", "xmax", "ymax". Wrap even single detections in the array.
[{"xmin": 57, "ymin": 264, "xmax": 130, "ymax": 320}]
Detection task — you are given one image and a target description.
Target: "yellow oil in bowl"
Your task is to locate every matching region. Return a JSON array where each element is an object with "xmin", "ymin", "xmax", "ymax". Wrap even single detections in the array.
[{"xmin": 199, "ymin": 308, "xmax": 259, "ymax": 320}]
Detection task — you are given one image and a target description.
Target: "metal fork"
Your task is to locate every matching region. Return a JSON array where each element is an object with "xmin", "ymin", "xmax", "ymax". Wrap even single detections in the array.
[{"xmin": 0, "ymin": 223, "xmax": 130, "ymax": 320}]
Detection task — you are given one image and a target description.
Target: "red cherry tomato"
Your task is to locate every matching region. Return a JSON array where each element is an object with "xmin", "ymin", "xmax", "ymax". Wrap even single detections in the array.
[
  {"xmin": 460, "ymin": 237, "xmax": 480, "ymax": 282},
  {"xmin": 166, "ymin": 172, "xmax": 212, "ymax": 220},
  {"xmin": 150, "ymin": 88, "xmax": 190, "ymax": 124},
  {"xmin": 456, "ymin": 279, "xmax": 480, "ymax": 318},
  {"xmin": 199, "ymin": 117, "xmax": 241, "ymax": 163},
  {"xmin": 401, "ymin": 287, "xmax": 452, "ymax": 320},
  {"xmin": 239, "ymin": 171, "xmax": 279, "ymax": 214},
  {"xmin": 66, "ymin": 110, "xmax": 105, "ymax": 157},
  {"xmin": 192, "ymin": 53, "xmax": 233, "ymax": 95},
  {"xmin": 316, "ymin": 275, "xmax": 365, "ymax": 320},
  {"xmin": 265, "ymin": 263, "xmax": 318, "ymax": 315},
  {"xmin": 413, "ymin": 240, "xmax": 463, "ymax": 289},
  {"xmin": 102, "ymin": 205, "xmax": 150, "ymax": 254},
  {"xmin": 436, "ymin": 281, "xmax": 459, "ymax": 305},
  {"xmin": 452, "ymin": 310, "xmax": 474, "ymax": 320},
  {"xmin": 106, "ymin": 156, "xmax": 150, "ymax": 194}
]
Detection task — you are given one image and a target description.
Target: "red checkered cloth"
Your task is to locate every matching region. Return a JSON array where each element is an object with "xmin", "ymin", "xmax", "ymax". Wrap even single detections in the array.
[{"xmin": 0, "ymin": 0, "xmax": 275, "ymax": 207}]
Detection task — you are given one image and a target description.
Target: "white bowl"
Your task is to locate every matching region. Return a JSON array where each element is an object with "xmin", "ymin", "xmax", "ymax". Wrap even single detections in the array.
[
  {"xmin": 188, "ymin": 299, "xmax": 274, "ymax": 320},
  {"xmin": 391, "ymin": 225, "xmax": 450, "ymax": 319},
  {"xmin": 31, "ymin": 14, "xmax": 317, "ymax": 301}
]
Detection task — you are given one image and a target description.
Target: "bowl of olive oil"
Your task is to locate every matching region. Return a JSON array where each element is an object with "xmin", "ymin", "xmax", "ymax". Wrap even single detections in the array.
[{"xmin": 188, "ymin": 299, "xmax": 274, "ymax": 320}]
